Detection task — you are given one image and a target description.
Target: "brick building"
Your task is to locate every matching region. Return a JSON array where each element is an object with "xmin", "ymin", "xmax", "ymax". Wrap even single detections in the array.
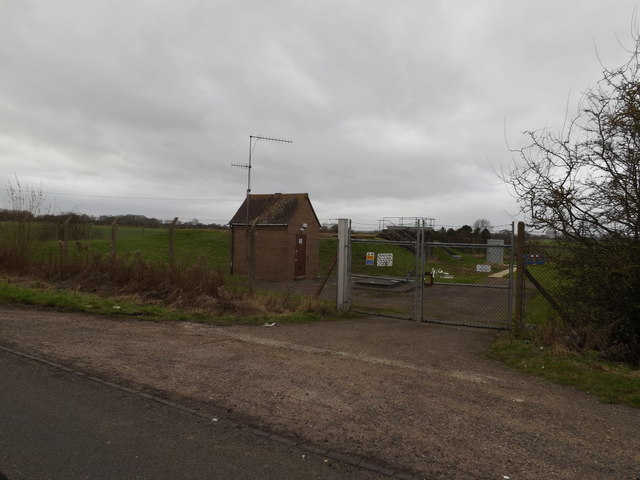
[{"xmin": 229, "ymin": 193, "xmax": 321, "ymax": 281}]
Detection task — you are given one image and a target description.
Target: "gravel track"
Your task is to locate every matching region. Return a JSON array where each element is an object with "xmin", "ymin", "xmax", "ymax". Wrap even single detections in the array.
[{"xmin": 0, "ymin": 305, "xmax": 638, "ymax": 479}]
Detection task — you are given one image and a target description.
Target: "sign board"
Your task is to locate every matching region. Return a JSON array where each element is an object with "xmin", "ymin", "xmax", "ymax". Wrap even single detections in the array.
[
  {"xmin": 377, "ymin": 253, "xmax": 393, "ymax": 267},
  {"xmin": 476, "ymin": 264, "xmax": 492, "ymax": 273},
  {"xmin": 365, "ymin": 252, "xmax": 375, "ymax": 266},
  {"xmin": 525, "ymin": 254, "xmax": 545, "ymax": 265}
]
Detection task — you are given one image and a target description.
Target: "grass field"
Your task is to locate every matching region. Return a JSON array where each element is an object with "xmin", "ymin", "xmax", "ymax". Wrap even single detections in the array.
[
  {"xmin": 348, "ymin": 240, "xmax": 508, "ymax": 284},
  {"xmin": 20, "ymin": 224, "xmax": 508, "ymax": 283},
  {"xmin": 427, "ymin": 245, "xmax": 503, "ymax": 284},
  {"xmin": 41, "ymin": 226, "xmax": 232, "ymax": 269}
]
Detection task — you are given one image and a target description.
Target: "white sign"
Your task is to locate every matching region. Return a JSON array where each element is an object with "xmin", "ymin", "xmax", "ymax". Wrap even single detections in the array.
[
  {"xmin": 476, "ymin": 264, "xmax": 492, "ymax": 273},
  {"xmin": 365, "ymin": 252, "xmax": 375, "ymax": 266},
  {"xmin": 377, "ymin": 253, "xmax": 393, "ymax": 267}
]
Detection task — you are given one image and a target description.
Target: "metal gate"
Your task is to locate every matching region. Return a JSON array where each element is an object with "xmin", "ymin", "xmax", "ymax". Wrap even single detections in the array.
[{"xmin": 346, "ymin": 220, "xmax": 514, "ymax": 329}]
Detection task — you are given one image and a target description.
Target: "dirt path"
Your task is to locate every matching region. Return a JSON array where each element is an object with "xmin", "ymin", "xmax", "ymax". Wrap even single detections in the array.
[{"xmin": 0, "ymin": 305, "xmax": 638, "ymax": 479}]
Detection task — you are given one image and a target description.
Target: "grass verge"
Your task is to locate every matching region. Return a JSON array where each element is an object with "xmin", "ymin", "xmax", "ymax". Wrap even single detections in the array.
[
  {"xmin": 0, "ymin": 280, "xmax": 343, "ymax": 326},
  {"xmin": 486, "ymin": 261, "xmax": 639, "ymax": 409},
  {"xmin": 487, "ymin": 334, "xmax": 640, "ymax": 408}
]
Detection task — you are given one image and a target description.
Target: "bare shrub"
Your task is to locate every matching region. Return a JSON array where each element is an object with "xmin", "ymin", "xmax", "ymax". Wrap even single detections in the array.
[
  {"xmin": 504, "ymin": 35, "xmax": 640, "ymax": 365},
  {"xmin": 0, "ymin": 176, "xmax": 53, "ymax": 271}
]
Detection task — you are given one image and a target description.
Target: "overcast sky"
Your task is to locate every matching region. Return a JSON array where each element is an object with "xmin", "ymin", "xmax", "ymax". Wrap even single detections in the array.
[{"xmin": 1, "ymin": 1, "xmax": 638, "ymax": 230}]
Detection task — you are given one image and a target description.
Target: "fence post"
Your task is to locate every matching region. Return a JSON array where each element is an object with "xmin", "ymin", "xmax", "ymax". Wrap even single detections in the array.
[
  {"xmin": 514, "ymin": 221, "xmax": 525, "ymax": 333},
  {"xmin": 507, "ymin": 222, "xmax": 515, "ymax": 330},
  {"xmin": 336, "ymin": 218, "xmax": 351, "ymax": 310},
  {"xmin": 63, "ymin": 215, "xmax": 72, "ymax": 260},
  {"xmin": 111, "ymin": 217, "xmax": 119, "ymax": 259},
  {"xmin": 414, "ymin": 218, "xmax": 425, "ymax": 321},
  {"xmin": 168, "ymin": 217, "xmax": 179, "ymax": 268},
  {"xmin": 248, "ymin": 222, "xmax": 257, "ymax": 297}
]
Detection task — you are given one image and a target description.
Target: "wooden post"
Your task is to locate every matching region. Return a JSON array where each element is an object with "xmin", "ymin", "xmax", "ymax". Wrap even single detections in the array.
[
  {"xmin": 63, "ymin": 215, "xmax": 72, "ymax": 259},
  {"xmin": 168, "ymin": 217, "xmax": 179, "ymax": 268},
  {"xmin": 514, "ymin": 221, "xmax": 525, "ymax": 334},
  {"xmin": 111, "ymin": 217, "xmax": 119, "ymax": 259}
]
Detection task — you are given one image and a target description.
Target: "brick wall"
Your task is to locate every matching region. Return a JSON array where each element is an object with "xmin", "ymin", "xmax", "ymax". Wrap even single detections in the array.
[{"xmin": 230, "ymin": 197, "xmax": 321, "ymax": 281}]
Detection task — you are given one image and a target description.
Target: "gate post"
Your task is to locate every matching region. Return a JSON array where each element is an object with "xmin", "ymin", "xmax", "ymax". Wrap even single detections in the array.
[
  {"xmin": 414, "ymin": 219, "xmax": 425, "ymax": 321},
  {"xmin": 110, "ymin": 217, "xmax": 119, "ymax": 260},
  {"xmin": 507, "ymin": 222, "xmax": 515, "ymax": 330},
  {"xmin": 514, "ymin": 221, "xmax": 525, "ymax": 333},
  {"xmin": 336, "ymin": 218, "xmax": 351, "ymax": 310}
]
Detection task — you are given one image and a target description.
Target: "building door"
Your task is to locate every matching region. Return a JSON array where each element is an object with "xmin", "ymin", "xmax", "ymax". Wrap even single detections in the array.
[{"xmin": 295, "ymin": 234, "xmax": 306, "ymax": 278}]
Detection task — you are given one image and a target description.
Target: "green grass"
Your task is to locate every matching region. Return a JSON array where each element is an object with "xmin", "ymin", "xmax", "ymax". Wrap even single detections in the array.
[
  {"xmin": 70, "ymin": 227, "xmax": 231, "ymax": 269},
  {"xmin": 520, "ymin": 249, "xmax": 565, "ymax": 319},
  {"xmin": 426, "ymin": 246, "xmax": 505, "ymax": 284},
  {"xmin": 487, "ymin": 335, "xmax": 640, "ymax": 408},
  {"xmin": 0, "ymin": 280, "xmax": 341, "ymax": 326},
  {"xmin": 0, "ymin": 280, "xmax": 181, "ymax": 320},
  {"xmin": 487, "ymin": 260, "xmax": 640, "ymax": 409},
  {"xmin": 43, "ymin": 228, "xmax": 338, "ymax": 276},
  {"xmin": 350, "ymin": 241, "xmax": 418, "ymax": 277},
  {"xmin": 319, "ymin": 237, "xmax": 338, "ymax": 273}
]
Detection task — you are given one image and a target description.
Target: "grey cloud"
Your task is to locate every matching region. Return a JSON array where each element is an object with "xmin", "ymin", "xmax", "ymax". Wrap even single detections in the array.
[{"xmin": 1, "ymin": 0, "xmax": 638, "ymax": 228}]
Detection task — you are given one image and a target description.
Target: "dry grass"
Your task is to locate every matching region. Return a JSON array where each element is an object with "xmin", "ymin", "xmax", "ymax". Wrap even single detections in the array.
[{"xmin": 0, "ymin": 230, "xmax": 335, "ymax": 318}]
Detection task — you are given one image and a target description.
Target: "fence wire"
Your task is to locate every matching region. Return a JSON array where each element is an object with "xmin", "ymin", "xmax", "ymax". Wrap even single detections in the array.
[
  {"xmin": 2, "ymin": 215, "xmax": 527, "ymax": 329},
  {"xmin": 521, "ymin": 241, "xmax": 564, "ymax": 327},
  {"xmin": 348, "ymin": 237, "xmax": 513, "ymax": 329},
  {"xmin": 423, "ymin": 242, "xmax": 512, "ymax": 329},
  {"xmin": 233, "ymin": 236, "xmax": 340, "ymax": 309},
  {"xmin": 350, "ymin": 239, "xmax": 420, "ymax": 320}
]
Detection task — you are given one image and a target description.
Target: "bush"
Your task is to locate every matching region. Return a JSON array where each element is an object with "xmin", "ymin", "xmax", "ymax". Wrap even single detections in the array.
[
  {"xmin": 555, "ymin": 241, "xmax": 640, "ymax": 364},
  {"xmin": 505, "ymin": 34, "xmax": 640, "ymax": 366}
]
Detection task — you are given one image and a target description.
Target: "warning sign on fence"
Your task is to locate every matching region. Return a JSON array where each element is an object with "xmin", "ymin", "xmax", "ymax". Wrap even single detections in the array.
[
  {"xmin": 525, "ymin": 254, "xmax": 545, "ymax": 265},
  {"xmin": 377, "ymin": 253, "xmax": 393, "ymax": 267},
  {"xmin": 365, "ymin": 252, "xmax": 375, "ymax": 266}
]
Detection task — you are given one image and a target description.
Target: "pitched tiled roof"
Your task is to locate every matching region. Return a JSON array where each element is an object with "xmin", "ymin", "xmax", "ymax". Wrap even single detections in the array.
[{"xmin": 229, "ymin": 193, "xmax": 319, "ymax": 226}]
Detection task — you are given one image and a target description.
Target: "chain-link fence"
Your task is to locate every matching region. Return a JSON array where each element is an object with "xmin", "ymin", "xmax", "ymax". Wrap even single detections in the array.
[
  {"xmin": 519, "ymin": 240, "xmax": 565, "ymax": 328},
  {"xmin": 0, "ymin": 214, "xmax": 342, "ymax": 314},
  {"xmin": 245, "ymin": 221, "xmax": 571, "ymax": 333},
  {"xmin": 349, "ymin": 237, "xmax": 421, "ymax": 320},
  {"xmin": 423, "ymin": 241, "xmax": 512, "ymax": 329},
  {"xmin": 233, "ymin": 221, "xmax": 565, "ymax": 332},
  {"xmin": 238, "ymin": 236, "xmax": 340, "ymax": 309},
  {"xmin": 346, "ymin": 226, "xmax": 513, "ymax": 328},
  {"xmin": 2, "ymin": 213, "xmax": 547, "ymax": 331}
]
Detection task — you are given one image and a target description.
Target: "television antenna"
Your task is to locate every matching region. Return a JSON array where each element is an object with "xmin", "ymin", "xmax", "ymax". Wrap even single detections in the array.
[{"xmin": 232, "ymin": 135, "xmax": 292, "ymax": 225}]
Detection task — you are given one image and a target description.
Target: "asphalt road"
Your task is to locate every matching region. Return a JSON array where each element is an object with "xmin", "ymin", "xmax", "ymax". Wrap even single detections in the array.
[{"xmin": 0, "ymin": 350, "xmax": 388, "ymax": 480}]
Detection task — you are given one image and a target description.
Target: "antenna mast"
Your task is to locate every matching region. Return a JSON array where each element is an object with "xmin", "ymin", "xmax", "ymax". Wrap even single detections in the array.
[{"xmin": 232, "ymin": 134, "xmax": 292, "ymax": 225}]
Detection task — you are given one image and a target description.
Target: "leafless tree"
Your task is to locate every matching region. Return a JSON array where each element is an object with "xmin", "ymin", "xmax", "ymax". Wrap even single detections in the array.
[
  {"xmin": 472, "ymin": 218, "xmax": 492, "ymax": 235},
  {"xmin": 5, "ymin": 175, "xmax": 50, "ymax": 218},
  {"xmin": 1, "ymin": 175, "xmax": 53, "ymax": 270},
  {"xmin": 504, "ymin": 34, "xmax": 640, "ymax": 364},
  {"xmin": 506, "ymin": 39, "xmax": 640, "ymax": 244}
]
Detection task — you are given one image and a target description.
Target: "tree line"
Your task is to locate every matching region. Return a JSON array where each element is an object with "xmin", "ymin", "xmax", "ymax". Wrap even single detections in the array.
[{"xmin": 0, "ymin": 209, "xmax": 228, "ymax": 230}]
